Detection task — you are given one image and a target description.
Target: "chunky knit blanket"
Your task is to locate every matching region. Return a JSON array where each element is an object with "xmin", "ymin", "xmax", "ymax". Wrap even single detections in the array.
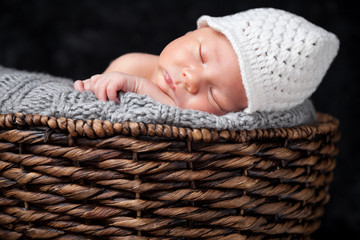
[{"xmin": 0, "ymin": 66, "xmax": 317, "ymax": 130}]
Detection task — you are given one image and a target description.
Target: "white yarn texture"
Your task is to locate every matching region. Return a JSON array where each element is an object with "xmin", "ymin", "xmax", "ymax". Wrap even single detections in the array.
[{"xmin": 198, "ymin": 8, "xmax": 339, "ymax": 113}]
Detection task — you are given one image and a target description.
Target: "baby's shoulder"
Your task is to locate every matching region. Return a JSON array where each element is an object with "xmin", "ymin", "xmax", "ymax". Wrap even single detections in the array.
[
  {"xmin": 106, "ymin": 53, "xmax": 158, "ymax": 79},
  {"xmin": 120, "ymin": 53, "xmax": 158, "ymax": 64}
]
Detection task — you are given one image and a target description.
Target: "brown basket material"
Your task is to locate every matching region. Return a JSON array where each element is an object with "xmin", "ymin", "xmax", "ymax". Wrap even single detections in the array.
[{"xmin": 0, "ymin": 112, "xmax": 340, "ymax": 240}]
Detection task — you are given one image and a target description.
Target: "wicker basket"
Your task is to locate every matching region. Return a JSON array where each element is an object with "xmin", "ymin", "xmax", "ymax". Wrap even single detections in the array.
[{"xmin": 0, "ymin": 112, "xmax": 339, "ymax": 240}]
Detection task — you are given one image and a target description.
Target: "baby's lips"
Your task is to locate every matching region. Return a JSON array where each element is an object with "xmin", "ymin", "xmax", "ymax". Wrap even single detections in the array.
[{"xmin": 164, "ymin": 70, "xmax": 176, "ymax": 90}]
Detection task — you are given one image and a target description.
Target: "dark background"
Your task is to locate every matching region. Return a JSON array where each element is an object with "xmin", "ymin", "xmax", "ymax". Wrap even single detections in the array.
[{"xmin": 0, "ymin": 0, "xmax": 359, "ymax": 239}]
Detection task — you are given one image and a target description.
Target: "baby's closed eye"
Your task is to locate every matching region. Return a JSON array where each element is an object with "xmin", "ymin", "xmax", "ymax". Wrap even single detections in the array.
[
  {"xmin": 199, "ymin": 44, "xmax": 207, "ymax": 64},
  {"xmin": 209, "ymin": 87, "xmax": 225, "ymax": 114}
]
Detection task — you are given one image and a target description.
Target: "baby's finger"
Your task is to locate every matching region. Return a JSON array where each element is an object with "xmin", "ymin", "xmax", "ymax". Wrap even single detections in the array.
[
  {"xmin": 94, "ymin": 78, "xmax": 110, "ymax": 101},
  {"xmin": 83, "ymin": 79, "xmax": 92, "ymax": 92},
  {"xmin": 90, "ymin": 74, "xmax": 102, "ymax": 81},
  {"xmin": 74, "ymin": 80, "xmax": 85, "ymax": 92},
  {"xmin": 107, "ymin": 86, "xmax": 120, "ymax": 103},
  {"xmin": 84, "ymin": 74, "xmax": 100, "ymax": 91}
]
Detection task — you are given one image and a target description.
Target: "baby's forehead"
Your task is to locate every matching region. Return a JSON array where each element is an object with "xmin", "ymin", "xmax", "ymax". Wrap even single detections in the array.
[
  {"xmin": 191, "ymin": 27, "xmax": 233, "ymax": 50},
  {"xmin": 182, "ymin": 27, "xmax": 240, "ymax": 79},
  {"xmin": 193, "ymin": 26, "xmax": 222, "ymax": 36}
]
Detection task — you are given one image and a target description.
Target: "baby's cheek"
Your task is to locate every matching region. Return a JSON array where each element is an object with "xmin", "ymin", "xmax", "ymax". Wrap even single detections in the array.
[{"xmin": 180, "ymin": 96, "xmax": 214, "ymax": 114}]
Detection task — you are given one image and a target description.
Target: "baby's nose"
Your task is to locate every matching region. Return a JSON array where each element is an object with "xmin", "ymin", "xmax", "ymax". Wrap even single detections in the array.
[{"xmin": 183, "ymin": 69, "xmax": 201, "ymax": 94}]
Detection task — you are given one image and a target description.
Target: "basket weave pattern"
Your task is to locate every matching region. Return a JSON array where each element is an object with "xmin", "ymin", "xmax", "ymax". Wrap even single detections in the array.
[{"xmin": 0, "ymin": 113, "xmax": 339, "ymax": 239}]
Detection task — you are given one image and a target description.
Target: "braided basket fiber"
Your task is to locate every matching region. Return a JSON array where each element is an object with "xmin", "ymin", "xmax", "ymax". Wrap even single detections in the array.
[{"xmin": 0, "ymin": 112, "xmax": 339, "ymax": 240}]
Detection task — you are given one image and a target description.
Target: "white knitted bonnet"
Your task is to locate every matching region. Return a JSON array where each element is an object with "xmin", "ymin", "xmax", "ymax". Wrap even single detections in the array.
[{"xmin": 197, "ymin": 8, "xmax": 339, "ymax": 113}]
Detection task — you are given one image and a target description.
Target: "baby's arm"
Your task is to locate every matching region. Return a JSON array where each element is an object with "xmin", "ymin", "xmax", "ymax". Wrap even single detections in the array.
[
  {"xmin": 74, "ymin": 72, "xmax": 175, "ymax": 106},
  {"xmin": 104, "ymin": 53, "xmax": 158, "ymax": 79}
]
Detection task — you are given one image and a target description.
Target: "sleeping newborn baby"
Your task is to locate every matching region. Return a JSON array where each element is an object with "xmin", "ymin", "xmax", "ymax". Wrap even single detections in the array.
[{"xmin": 74, "ymin": 8, "xmax": 339, "ymax": 116}]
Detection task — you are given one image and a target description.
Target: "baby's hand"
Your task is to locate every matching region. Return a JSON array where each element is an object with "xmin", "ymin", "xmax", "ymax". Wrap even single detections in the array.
[
  {"xmin": 74, "ymin": 72, "xmax": 140, "ymax": 103},
  {"xmin": 74, "ymin": 71, "xmax": 176, "ymax": 107}
]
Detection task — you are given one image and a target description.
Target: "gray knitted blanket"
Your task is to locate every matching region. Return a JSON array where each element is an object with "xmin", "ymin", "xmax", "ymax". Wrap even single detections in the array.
[{"xmin": 0, "ymin": 66, "xmax": 317, "ymax": 130}]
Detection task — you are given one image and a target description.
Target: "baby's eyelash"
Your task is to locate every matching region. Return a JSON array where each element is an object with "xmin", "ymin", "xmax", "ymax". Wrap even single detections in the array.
[
  {"xmin": 210, "ymin": 87, "xmax": 222, "ymax": 111},
  {"xmin": 199, "ymin": 44, "xmax": 204, "ymax": 63}
]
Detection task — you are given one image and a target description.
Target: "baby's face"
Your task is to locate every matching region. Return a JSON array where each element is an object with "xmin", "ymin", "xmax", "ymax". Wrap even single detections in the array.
[{"xmin": 152, "ymin": 27, "xmax": 248, "ymax": 115}]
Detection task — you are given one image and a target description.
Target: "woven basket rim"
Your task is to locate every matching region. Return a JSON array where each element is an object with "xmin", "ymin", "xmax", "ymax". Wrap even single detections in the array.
[{"xmin": 0, "ymin": 112, "xmax": 339, "ymax": 143}]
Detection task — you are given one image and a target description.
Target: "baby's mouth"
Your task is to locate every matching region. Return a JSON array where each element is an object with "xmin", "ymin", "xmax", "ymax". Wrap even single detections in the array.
[{"xmin": 164, "ymin": 70, "xmax": 176, "ymax": 91}]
